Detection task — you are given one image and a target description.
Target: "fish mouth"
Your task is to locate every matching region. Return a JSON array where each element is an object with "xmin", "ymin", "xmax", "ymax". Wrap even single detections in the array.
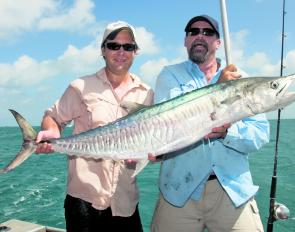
[
  {"xmin": 277, "ymin": 75, "xmax": 295, "ymax": 96},
  {"xmin": 276, "ymin": 83, "xmax": 287, "ymax": 96},
  {"xmin": 274, "ymin": 74, "xmax": 295, "ymax": 109}
]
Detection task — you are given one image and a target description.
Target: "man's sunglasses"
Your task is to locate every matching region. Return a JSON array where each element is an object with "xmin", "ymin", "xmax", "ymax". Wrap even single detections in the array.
[
  {"xmin": 105, "ymin": 42, "xmax": 137, "ymax": 52},
  {"xmin": 187, "ymin": 28, "xmax": 216, "ymax": 37}
]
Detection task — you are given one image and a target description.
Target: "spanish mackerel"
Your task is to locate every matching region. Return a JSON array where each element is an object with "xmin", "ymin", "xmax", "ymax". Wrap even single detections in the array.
[{"xmin": 1, "ymin": 74, "xmax": 295, "ymax": 176}]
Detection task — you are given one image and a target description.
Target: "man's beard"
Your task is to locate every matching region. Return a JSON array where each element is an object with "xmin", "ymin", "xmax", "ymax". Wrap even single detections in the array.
[{"xmin": 189, "ymin": 40, "xmax": 209, "ymax": 64}]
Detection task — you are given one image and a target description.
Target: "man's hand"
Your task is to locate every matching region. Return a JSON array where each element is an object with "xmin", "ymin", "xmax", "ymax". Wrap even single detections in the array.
[
  {"xmin": 204, "ymin": 123, "xmax": 231, "ymax": 139},
  {"xmin": 217, "ymin": 64, "xmax": 241, "ymax": 83},
  {"xmin": 148, "ymin": 153, "xmax": 164, "ymax": 163},
  {"xmin": 35, "ymin": 129, "xmax": 60, "ymax": 154},
  {"xmin": 148, "ymin": 153, "xmax": 157, "ymax": 162}
]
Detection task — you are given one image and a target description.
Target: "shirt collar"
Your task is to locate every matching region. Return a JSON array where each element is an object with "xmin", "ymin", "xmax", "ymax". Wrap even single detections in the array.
[
  {"xmin": 187, "ymin": 58, "xmax": 225, "ymax": 84},
  {"xmin": 97, "ymin": 68, "xmax": 149, "ymax": 91}
]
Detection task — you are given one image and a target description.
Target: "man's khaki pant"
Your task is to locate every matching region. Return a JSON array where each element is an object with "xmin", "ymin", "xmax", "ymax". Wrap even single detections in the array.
[{"xmin": 151, "ymin": 179, "xmax": 264, "ymax": 232}]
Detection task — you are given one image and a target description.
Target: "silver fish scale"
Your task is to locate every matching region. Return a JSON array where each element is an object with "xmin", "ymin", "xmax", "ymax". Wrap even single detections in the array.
[{"xmin": 52, "ymin": 93, "xmax": 219, "ymax": 159}]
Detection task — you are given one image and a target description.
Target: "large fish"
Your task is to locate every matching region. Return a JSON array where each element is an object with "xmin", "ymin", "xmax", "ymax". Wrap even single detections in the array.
[{"xmin": 1, "ymin": 74, "xmax": 295, "ymax": 176}]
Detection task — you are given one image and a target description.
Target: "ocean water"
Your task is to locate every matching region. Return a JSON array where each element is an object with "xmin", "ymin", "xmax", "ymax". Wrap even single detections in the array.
[{"xmin": 0, "ymin": 120, "xmax": 294, "ymax": 231}]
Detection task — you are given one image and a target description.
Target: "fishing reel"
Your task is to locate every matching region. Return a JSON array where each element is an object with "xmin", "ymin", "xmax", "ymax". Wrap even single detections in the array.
[
  {"xmin": 273, "ymin": 202, "xmax": 292, "ymax": 221},
  {"xmin": 274, "ymin": 202, "xmax": 289, "ymax": 220}
]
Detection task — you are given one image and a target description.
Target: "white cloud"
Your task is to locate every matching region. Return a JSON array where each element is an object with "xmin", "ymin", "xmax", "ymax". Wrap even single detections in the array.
[
  {"xmin": 284, "ymin": 50, "xmax": 295, "ymax": 75},
  {"xmin": 0, "ymin": 43, "xmax": 102, "ymax": 87},
  {"xmin": 244, "ymin": 52, "xmax": 269, "ymax": 70},
  {"xmin": 139, "ymin": 58, "xmax": 169, "ymax": 88},
  {"xmin": 56, "ymin": 43, "xmax": 102, "ymax": 74},
  {"xmin": 0, "ymin": 55, "xmax": 57, "ymax": 86},
  {"xmin": 0, "ymin": 0, "xmax": 97, "ymax": 40},
  {"xmin": 38, "ymin": 0, "xmax": 96, "ymax": 34},
  {"xmin": 0, "ymin": 0, "xmax": 56, "ymax": 40},
  {"xmin": 139, "ymin": 56, "xmax": 185, "ymax": 88},
  {"xmin": 135, "ymin": 27, "xmax": 160, "ymax": 55}
]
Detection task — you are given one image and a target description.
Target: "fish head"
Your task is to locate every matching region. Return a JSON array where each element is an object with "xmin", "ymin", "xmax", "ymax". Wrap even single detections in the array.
[{"xmin": 242, "ymin": 74, "xmax": 295, "ymax": 114}]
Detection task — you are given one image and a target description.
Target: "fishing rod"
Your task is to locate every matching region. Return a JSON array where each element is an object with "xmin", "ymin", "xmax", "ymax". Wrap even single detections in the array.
[
  {"xmin": 266, "ymin": 0, "xmax": 291, "ymax": 231},
  {"xmin": 219, "ymin": 0, "xmax": 232, "ymax": 65}
]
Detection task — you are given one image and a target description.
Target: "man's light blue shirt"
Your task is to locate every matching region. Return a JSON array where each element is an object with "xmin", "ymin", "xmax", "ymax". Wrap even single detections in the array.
[{"xmin": 155, "ymin": 60, "xmax": 270, "ymax": 208}]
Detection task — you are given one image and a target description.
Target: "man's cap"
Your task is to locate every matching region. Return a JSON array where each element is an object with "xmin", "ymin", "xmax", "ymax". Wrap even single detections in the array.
[
  {"xmin": 184, "ymin": 15, "xmax": 220, "ymax": 37},
  {"xmin": 101, "ymin": 21, "xmax": 137, "ymax": 47}
]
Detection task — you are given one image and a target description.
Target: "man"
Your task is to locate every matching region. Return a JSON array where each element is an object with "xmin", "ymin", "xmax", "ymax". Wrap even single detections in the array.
[
  {"xmin": 35, "ymin": 21, "xmax": 153, "ymax": 232},
  {"xmin": 150, "ymin": 15, "xmax": 269, "ymax": 232}
]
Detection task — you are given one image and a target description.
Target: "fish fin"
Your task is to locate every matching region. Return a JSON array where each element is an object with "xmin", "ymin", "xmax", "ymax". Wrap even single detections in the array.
[
  {"xmin": 220, "ymin": 95, "xmax": 242, "ymax": 105},
  {"xmin": 9, "ymin": 109, "xmax": 37, "ymax": 140},
  {"xmin": 0, "ymin": 143, "xmax": 36, "ymax": 173},
  {"xmin": 120, "ymin": 101, "xmax": 147, "ymax": 114},
  {"xmin": 132, "ymin": 159, "xmax": 149, "ymax": 178},
  {"xmin": 0, "ymin": 110, "xmax": 37, "ymax": 173}
]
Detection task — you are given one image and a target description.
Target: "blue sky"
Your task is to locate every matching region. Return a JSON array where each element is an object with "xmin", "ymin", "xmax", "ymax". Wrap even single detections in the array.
[{"xmin": 1, "ymin": 0, "xmax": 295, "ymax": 126}]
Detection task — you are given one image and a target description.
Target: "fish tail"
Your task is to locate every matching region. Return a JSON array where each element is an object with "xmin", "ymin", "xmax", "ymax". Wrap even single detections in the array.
[{"xmin": 0, "ymin": 110, "xmax": 37, "ymax": 173}]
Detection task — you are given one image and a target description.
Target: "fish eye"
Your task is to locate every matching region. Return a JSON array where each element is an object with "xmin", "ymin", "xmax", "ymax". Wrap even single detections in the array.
[{"xmin": 270, "ymin": 81, "xmax": 279, "ymax": 89}]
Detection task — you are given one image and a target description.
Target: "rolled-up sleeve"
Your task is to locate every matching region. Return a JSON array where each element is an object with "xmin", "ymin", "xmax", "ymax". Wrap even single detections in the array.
[
  {"xmin": 45, "ymin": 85, "xmax": 85, "ymax": 127},
  {"xmin": 143, "ymin": 89, "xmax": 154, "ymax": 105},
  {"xmin": 223, "ymin": 113, "xmax": 270, "ymax": 153}
]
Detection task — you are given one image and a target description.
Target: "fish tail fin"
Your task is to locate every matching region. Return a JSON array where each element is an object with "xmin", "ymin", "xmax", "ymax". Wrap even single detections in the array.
[
  {"xmin": 0, "ymin": 110, "xmax": 37, "ymax": 173},
  {"xmin": 132, "ymin": 159, "xmax": 149, "ymax": 178}
]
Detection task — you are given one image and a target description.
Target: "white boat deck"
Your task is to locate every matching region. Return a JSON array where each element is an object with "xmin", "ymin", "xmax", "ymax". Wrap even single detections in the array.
[{"xmin": 0, "ymin": 219, "xmax": 66, "ymax": 232}]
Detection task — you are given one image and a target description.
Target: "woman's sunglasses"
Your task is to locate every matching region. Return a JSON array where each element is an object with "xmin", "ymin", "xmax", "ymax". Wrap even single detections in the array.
[
  {"xmin": 105, "ymin": 42, "xmax": 137, "ymax": 52},
  {"xmin": 187, "ymin": 28, "xmax": 216, "ymax": 37}
]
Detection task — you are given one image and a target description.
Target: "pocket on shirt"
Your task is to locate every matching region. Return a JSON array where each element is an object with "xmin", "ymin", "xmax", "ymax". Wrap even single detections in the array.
[{"xmin": 83, "ymin": 93, "xmax": 116, "ymax": 128}]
